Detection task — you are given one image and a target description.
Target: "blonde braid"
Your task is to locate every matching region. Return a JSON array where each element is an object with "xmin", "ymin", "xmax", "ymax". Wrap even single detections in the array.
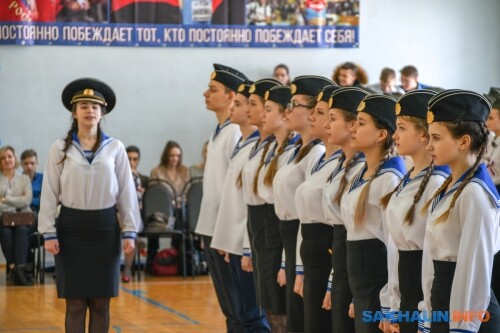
[
  {"xmin": 252, "ymin": 138, "xmax": 274, "ymax": 195},
  {"xmin": 380, "ymin": 167, "xmax": 413, "ymax": 210},
  {"xmin": 334, "ymin": 152, "xmax": 362, "ymax": 205},
  {"xmin": 59, "ymin": 118, "xmax": 78, "ymax": 165},
  {"xmin": 404, "ymin": 161, "xmax": 434, "ymax": 225},
  {"xmin": 264, "ymin": 132, "xmax": 291, "ymax": 186}
]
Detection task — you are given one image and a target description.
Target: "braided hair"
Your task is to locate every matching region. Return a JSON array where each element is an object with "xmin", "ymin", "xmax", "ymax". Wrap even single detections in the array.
[
  {"xmin": 264, "ymin": 131, "xmax": 292, "ymax": 186},
  {"xmin": 354, "ymin": 117, "xmax": 395, "ymax": 227},
  {"xmin": 252, "ymin": 137, "xmax": 275, "ymax": 195},
  {"xmin": 422, "ymin": 120, "xmax": 490, "ymax": 224}
]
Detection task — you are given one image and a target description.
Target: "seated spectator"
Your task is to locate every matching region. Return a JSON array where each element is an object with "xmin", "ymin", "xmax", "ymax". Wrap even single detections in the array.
[
  {"xmin": 247, "ymin": 0, "xmax": 271, "ymax": 25},
  {"xmin": 189, "ymin": 141, "xmax": 208, "ymax": 179},
  {"xmin": 273, "ymin": 64, "xmax": 291, "ymax": 85},
  {"xmin": 399, "ymin": 65, "xmax": 431, "ymax": 92},
  {"xmin": 150, "ymin": 140, "xmax": 190, "ymax": 207},
  {"xmin": 365, "ymin": 67, "xmax": 405, "ymax": 98},
  {"xmin": 20, "ymin": 149, "xmax": 43, "ymax": 220},
  {"xmin": 332, "ymin": 61, "xmax": 368, "ymax": 87},
  {"xmin": 0, "ymin": 146, "xmax": 34, "ymax": 286},
  {"xmin": 122, "ymin": 145, "xmax": 148, "ymax": 283}
]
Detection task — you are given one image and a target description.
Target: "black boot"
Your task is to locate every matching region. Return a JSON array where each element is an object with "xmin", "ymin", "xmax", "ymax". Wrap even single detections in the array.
[{"xmin": 14, "ymin": 266, "xmax": 33, "ymax": 286}]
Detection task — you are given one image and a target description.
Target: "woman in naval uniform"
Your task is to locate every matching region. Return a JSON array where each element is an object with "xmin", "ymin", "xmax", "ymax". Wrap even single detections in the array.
[
  {"xmin": 321, "ymin": 86, "xmax": 369, "ymax": 333},
  {"xmin": 38, "ymin": 78, "xmax": 141, "ymax": 333},
  {"xmin": 339, "ymin": 94, "xmax": 406, "ymax": 333},
  {"xmin": 379, "ymin": 90, "xmax": 450, "ymax": 333},
  {"xmin": 240, "ymin": 78, "xmax": 283, "ymax": 331},
  {"xmin": 294, "ymin": 82, "xmax": 341, "ymax": 333},
  {"xmin": 420, "ymin": 89, "xmax": 500, "ymax": 333}
]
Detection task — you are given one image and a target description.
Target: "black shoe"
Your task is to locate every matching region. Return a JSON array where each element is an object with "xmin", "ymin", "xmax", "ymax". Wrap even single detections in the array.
[{"xmin": 13, "ymin": 266, "xmax": 33, "ymax": 286}]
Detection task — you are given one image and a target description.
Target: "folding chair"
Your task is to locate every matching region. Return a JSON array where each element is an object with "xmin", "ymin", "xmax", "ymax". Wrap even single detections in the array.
[
  {"xmin": 180, "ymin": 177, "xmax": 203, "ymax": 278},
  {"xmin": 135, "ymin": 178, "xmax": 187, "ymax": 279},
  {"xmin": 30, "ymin": 231, "xmax": 45, "ymax": 284}
]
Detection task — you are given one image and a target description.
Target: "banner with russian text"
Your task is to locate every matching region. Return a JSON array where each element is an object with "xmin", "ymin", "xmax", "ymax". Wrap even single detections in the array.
[{"xmin": 0, "ymin": 0, "xmax": 359, "ymax": 48}]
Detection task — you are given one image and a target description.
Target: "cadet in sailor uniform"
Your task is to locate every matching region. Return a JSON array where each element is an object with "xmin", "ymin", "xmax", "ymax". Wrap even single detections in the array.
[
  {"xmin": 210, "ymin": 82, "xmax": 270, "ymax": 332},
  {"xmin": 340, "ymin": 94, "xmax": 406, "ymax": 333},
  {"xmin": 194, "ymin": 64, "xmax": 247, "ymax": 332},
  {"xmin": 420, "ymin": 90, "xmax": 500, "ymax": 333},
  {"xmin": 38, "ymin": 78, "xmax": 141, "ymax": 332},
  {"xmin": 484, "ymin": 87, "xmax": 500, "ymax": 309},
  {"xmin": 272, "ymin": 76, "xmax": 332, "ymax": 332},
  {"xmin": 321, "ymin": 86, "xmax": 369, "ymax": 333},
  {"xmin": 380, "ymin": 90, "xmax": 450, "ymax": 333},
  {"xmin": 240, "ymin": 78, "xmax": 283, "ymax": 331},
  {"xmin": 294, "ymin": 82, "xmax": 342, "ymax": 333}
]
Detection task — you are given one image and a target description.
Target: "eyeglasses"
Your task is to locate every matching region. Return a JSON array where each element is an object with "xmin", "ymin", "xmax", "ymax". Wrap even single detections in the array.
[{"xmin": 287, "ymin": 101, "xmax": 314, "ymax": 113}]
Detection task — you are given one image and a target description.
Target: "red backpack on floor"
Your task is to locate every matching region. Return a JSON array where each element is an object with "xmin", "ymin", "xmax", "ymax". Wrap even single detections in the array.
[{"xmin": 151, "ymin": 248, "xmax": 179, "ymax": 276}]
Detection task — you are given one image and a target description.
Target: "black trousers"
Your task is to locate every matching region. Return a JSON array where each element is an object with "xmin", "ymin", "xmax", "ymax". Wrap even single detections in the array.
[
  {"xmin": 397, "ymin": 250, "xmax": 423, "ymax": 333},
  {"xmin": 301, "ymin": 223, "xmax": 333, "ymax": 333},
  {"xmin": 202, "ymin": 235, "xmax": 244, "ymax": 333},
  {"xmin": 347, "ymin": 239, "xmax": 388, "ymax": 333},
  {"xmin": 279, "ymin": 220, "xmax": 305, "ymax": 332},
  {"xmin": 431, "ymin": 260, "xmax": 500, "ymax": 333},
  {"xmin": 0, "ymin": 224, "xmax": 33, "ymax": 266},
  {"xmin": 331, "ymin": 225, "xmax": 355, "ymax": 333}
]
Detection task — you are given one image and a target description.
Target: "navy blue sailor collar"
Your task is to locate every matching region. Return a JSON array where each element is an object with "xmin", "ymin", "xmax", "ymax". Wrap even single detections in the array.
[
  {"xmin": 396, "ymin": 164, "xmax": 450, "ymax": 196},
  {"xmin": 249, "ymin": 135, "xmax": 275, "ymax": 160},
  {"xmin": 213, "ymin": 118, "xmax": 232, "ymax": 141},
  {"xmin": 72, "ymin": 131, "xmax": 113, "ymax": 162},
  {"xmin": 287, "ymin": 138, "xmax": 322, "ymax": 164},
  {"xmin": 327, "ymin": 151, "xmax": 365, "ymax": 183},
  {"xmin": 311, "ymin": 149, "xmax": 343, "ymax": 174},
  {"xmin": 432, "ymin": 163, "xmax": 500, "ymax": 210},
  {"xmin": 349, "ymin": 156, "xmax": 406, "ymax": 192},
  {"xmin": 231, "ymin": 130, "xmax": 260, "ymax": 159}
]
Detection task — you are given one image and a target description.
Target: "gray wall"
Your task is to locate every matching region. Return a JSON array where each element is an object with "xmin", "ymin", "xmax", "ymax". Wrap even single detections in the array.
[{"xmin": 1, "ymin": 0, "xmax": 499, "ymax": 174}]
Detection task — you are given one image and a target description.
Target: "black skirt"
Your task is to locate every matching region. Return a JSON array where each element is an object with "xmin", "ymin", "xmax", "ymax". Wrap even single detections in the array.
[
  {"xmin": 248, "ymin": 204, "xmax": 286, "ymax": 314},
  {"xmin": 431, "ymin": 260, "xmax": 500, "ymax": 333},
  {"xmin": 56, "ymin": 205, "xmax": 121, "ymax": 298},
  {"xmin": 397, "ymin": 250, "xmax": 423, "ymax": 333},
  {"xmin": 279, "ymin": 219, "xmax": 305, "ymax": 332},
  {"xmin": 301, "ymin": 223, "xmax": 333, "ymax": 333},
  {"xmin": 331, "ymin": 225, "xmax": 355, "ymax": 333},
  {"xmin": 347, "ymin": 238, "xmax": 388, "ymax": 333}
]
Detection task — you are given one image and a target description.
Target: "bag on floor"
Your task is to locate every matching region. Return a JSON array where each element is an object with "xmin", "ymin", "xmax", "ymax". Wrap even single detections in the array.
[{"xmin": 151, "ymin": 247, "xmax": 179, "ymax": 276}]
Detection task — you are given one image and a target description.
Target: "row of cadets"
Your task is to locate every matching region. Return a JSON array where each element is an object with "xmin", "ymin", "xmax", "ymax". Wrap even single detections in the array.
[
  {"xmin": 420, "ymin": 90, "xmax": 500, "ymax": 333},
  {"xmin": 484, "ymin": 87, "xmax": 500, "ymax": 308},
  {"xmin": 272, "ymin": 75, "xmax": 331, "ymax": 332},
  {"xmin": 340, "ymin": 94, "xmax": 407, "ymax": 333},
  {"xmin": 240, "ymin": 78, "xmax": 287, "ymax": 331},
  {"xmin": 322, "ymin": 86, "xmax": 370, "ymax": 333},
  {"xmin": 380, "ymin": 90, "xmax": 451, "ymax": 333},
  {"xmin": 256, "ymin": 84, "xmax": 303, "ymax": 330},
  {"xmin": 294, "ymin": 80, "xmax": 342, "ymax": 333},
  {"xmin": 210, "ymin": 80, "xmax": 271, "ymax": 332},
  {"xmin": 194, "ymin": 63, "xmax": 248, "ymax": 332}
]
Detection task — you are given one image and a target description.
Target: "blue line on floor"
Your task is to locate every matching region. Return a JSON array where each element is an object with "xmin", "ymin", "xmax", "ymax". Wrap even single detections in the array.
[
  {"xmin": 121, "ymin": 287, "xmax": 199, "ymax": 325},
  {"xmin": 112, "ymin": 325, "xmax": 122, "ymax": 332}
]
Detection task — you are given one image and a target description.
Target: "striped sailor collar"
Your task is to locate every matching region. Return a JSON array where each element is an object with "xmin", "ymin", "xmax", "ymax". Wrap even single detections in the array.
[
  {"xmin": 396, "ymin": 164, "xmax": 450, "ymax": 195},
  {"xmin": 249, "ymin": 134, "xmax": 275, "ymax": 159},
  {"xmin": 71, "ymin": 131, "xmax": 113, "ymax": 163},
  {"xmin": 213, "ymin": 118, "xmax": 232, "ymax": 141},
  {"xmin": 287, "ymin": 138, "xmax": 322, "ymax": 164},
  {"xmin": 433, "ymin": 164, "xmax": 500, "ymax": 209},
  {"xmin": 349, "ymin": 156, "xmax": 406, "ymax": 192},
  {"xmin": 231, "ymin": 130, "xmax": 260, "ymax": 158},
  {"xmin": 311, "ymin": 149, "xmax": 343, "ymax": 174},
  {"xmin": 327, "ymin": 151, "xmax": 365, "ymax": 183}
]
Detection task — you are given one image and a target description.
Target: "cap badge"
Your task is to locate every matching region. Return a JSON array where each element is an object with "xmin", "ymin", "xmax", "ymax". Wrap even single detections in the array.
[
  {"xmin": 317, "ymin": 91, "xmax": 323, "ymax": 102},
  {"xmin": 264, "ymin": 90, "xmax": 270, "ymax": 100},
  {"xmin": 291, "ymin": 84, "xmax": 297, "ymax": 94},
  {"xmin": 211, "ymin": 71, "xmax": 217, "ymax": 80},
  {"xmin": 427, "ymin": 110, "xmax": 435, "ymax": 124},
  {"xmin": 83, "ymin": 89, "xmax": 94, "ymax": 96},
  {"xmin": 357, "ymin": 100, "xmax": 366, "ymax": 112},
  {"xmin": 328, "ymin": 97, "xmax": 333, "ymax": 108},
  {"xmin": 238, "ymin": 84, "xmax": 245, "ymax": 93},
  {"xmin": 395, "ymin": 102, "xmax": 401, "ymax": 115},
  {"xmin": 249, "ymin": 84, "xmax": 256, "ymax": 93}
]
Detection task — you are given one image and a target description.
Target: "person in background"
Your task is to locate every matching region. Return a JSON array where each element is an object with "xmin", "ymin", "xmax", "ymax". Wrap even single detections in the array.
[
  {"xmin": 190, "ymin": 141, "xmax": 208, "ymax": 179},
  {"xmin": 0, "ymin": 146, "xmax": 34, "ymax": 286},
  {"xmin": 332, "ymin": 62, "xmax": 369, "ymax": 88},
  {"xmin": 399, "ymin": 65, "xmax": 431, "ymax": 92},
  {"xmin": 273, "ymin": 64, "xmax": 291, "ymax": 85},
  {"xmin": 20, "ymin": 149, "xmax": 43, "ymax": 220},
  {"xmin": 366, "ymin": 67, "xmax": 404, "ymax": 99},
  {"xmin": 121, "ymin": 145, "xmax": 148, "ymax": 283},
  {"xmin": 39, "ymin": 78, "xmax": 141, "ymax": 333}
]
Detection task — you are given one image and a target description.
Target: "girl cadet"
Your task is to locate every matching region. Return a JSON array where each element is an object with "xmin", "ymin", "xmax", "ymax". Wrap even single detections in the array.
[
  {"xmin": 38, "ymin": 78, "xmax": 141, "ymax": 333},
  {"xmin": 210, "ymin": 81, "xmax": 270, "ymax": 332},
  {"xmin": 420, "ymin": 89, "xmax": 500, "ymax": 333},
  {"xmin": 321, "ymin": 87, "xmax": 369, "ymax": 333},
  {"xmin": 294, "ymin": 83, "xmax": 341, "ymax": 333},
  {"xmin": 194, "ymin": 63, "xmax": 248, "ymax": 332},
  {"xmin": 340, "ymin": 94, "xmax": 406, "ymax": 333},
  {"xmin": 256, "ymin": 85, "xmax": 301, "ymax": 332},
  {"xmin": 380, "ymin": 90, "xmax": 450, "ymax": 333},
  {"xmin": 273, "ymin": 75, "xmax": 333, "ymax": 333},
  {"xmin": 240, "ymin": 78, "xmax": 283, "ymax": 331}
]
